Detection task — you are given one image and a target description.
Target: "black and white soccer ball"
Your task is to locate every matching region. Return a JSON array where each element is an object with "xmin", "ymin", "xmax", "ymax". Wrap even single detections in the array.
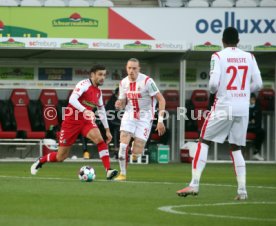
[{"xmin": 78, "ymin": 166, "xmax": 96, "ymax": 182}]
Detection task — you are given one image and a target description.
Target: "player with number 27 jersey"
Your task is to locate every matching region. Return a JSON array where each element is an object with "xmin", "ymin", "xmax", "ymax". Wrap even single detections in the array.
[
  {"xmin": 210, "ymin": 47, "xmax": 262, "ymax": 116},
  {"xmin": 176, "ymin": 27, "xmax": 263, "ymax": 200}
]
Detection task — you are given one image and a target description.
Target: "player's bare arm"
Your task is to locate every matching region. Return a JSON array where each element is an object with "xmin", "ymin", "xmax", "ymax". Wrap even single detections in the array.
[
  {"xmin": 105, "ymin": 128, "xmax": 112, "ymax": 144},
  {"xmin": 155, "ymin": 92, "xmax": 166, "ymax": 136}
]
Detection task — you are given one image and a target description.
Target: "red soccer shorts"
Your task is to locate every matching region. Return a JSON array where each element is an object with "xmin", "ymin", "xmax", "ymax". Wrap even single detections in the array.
[{"xmin": 58, "ymin": 119, "xmax": 98, "ymax": 147}]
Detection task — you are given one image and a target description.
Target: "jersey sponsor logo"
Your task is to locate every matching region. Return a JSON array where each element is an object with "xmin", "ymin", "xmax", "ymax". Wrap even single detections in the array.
[
  {"xmin": 82, "ymin": 100, "xmax": 97, "ymax": 108},
  {"xmin": 127, "ymin": 92, "xmax": 142, "ymax": 99},
  {"xmin": 195, "ymin": 12, "xmax": 276, "ymax": 34}
]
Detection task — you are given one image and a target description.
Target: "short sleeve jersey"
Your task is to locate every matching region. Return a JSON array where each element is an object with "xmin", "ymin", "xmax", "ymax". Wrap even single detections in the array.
[
  {"xmin": 210, "ymin": 47, "xmax": 261, "ymax": 116},
  {"xmin": 119, "ymin": 73, "xmax": 159, "ymax": 120}
]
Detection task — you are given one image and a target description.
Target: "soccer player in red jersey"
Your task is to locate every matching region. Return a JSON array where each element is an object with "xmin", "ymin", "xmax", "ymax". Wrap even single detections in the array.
[{"xmin": 31, "ymin": 65, "xmax": 118, "ymax": 180}]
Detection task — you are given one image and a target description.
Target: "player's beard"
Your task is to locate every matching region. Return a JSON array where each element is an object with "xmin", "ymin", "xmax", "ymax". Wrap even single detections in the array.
[{"xmin": 97, "ymin": 79, "xmax": 104, "ymax": 86}]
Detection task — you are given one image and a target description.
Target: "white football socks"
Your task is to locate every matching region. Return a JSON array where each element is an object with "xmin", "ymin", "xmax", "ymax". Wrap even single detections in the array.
[
  {"xmin": 189, "ymin": 142, "xmax": 209, "ymax": 188},
  {"xmin": 118, "ymin": 143, "xmax": 128, "ymax": 176},
  {"xmin": 231, "ymin": 150, "xmax": 246, "ymax": 194}
]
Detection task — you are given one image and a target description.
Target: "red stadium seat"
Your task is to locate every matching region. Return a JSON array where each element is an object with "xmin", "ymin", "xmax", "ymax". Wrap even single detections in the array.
[
  {"xmin": 39, "ymin": 89, "xmax": 59, "ymax": 130},
  {"xmin": 163, "ymin": 90, "xmax": 179, "ymax": 111},
  {"xmin": 185, "ymin": 131, "xmax": 199, "ymax": 140},
  {"xmin": 257, "ymin": 88, "xmax": 275, "ymax": 111},
  {"xmin": 102, "ymin": 90, "xmax": 113, "ymax": 106},
  {"xmin": 150, "ymin": 132, "xmax": 162, "ymax": 142},
  {"xmin": 0, "ymin": 122, "xmax": 17, "ymax": 138},
  {"xmin": 246, "ymin": 132, "xmax": 256, "ymax": 140},
  {"xmin": 191, "ymin": 89, "xmax": 209, "ymax": 131},
  {"xmin": 10, "ymin": 89, "xmax": 45, "ymax": 139}
]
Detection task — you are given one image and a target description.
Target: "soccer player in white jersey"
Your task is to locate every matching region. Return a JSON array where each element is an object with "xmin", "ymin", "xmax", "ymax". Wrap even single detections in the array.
[
  {"xmin": 114, "ymin": 58, "xmax": 166, "ymax": 181},
  {"xmin": 177, "ymin": 27, "xmax": 263, "ymax": 200}
]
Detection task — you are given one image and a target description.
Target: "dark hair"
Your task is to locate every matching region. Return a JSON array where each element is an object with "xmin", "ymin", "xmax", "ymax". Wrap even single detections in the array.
[
  {"xmin": 90, "ymin": 64, "xmax": 106, "ymax": 73},
  {"xmin": 250, "ymin": 93, "xmax": 256, "ymax": 99},
  {"xmin": 222, "ymin": 27, "xmax": 239, "ymax": 45}
]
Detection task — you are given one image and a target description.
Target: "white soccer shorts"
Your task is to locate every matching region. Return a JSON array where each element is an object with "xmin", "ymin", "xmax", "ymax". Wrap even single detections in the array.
[
  {"xmin": 201, "ymin": 110, "xmax": 249, "ymax": 146},
  {"xmin": 120, "ymin": 118, "xmax": 152, "ymax": 142}
]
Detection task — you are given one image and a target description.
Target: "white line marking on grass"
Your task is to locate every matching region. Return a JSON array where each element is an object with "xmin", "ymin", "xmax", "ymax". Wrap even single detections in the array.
[
  {"xmin": 0, "ymin": 175, "xmax": 276, "ymax": 190},
  {"xmin": 0, "ymin": 175, "xmax": 76, "ymax": 181},
  {"xmin": 158, "ymin": 202, "xmax": 276, "ymax": 222}
]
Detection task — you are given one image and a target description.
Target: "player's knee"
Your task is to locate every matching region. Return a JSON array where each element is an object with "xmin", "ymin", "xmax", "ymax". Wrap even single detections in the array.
[
  {"xmin": 120, "ymin": 131, "xmax": 131, "ymax": 143},
  {"xmin": 132, "ymin": 139, "xmax": 145, "ymax": 154},
  {"xmin": 56, "ymin": 152, "xmax": 68, "ymax": 162}
]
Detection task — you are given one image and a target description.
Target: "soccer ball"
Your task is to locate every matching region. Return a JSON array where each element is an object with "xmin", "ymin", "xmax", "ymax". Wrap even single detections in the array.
[{"xmin": 78, "ymin": 166, "xmax": 96, "ymax": 182}]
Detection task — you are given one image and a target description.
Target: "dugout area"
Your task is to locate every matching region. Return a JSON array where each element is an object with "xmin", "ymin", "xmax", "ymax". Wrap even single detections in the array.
[{"xmin": 0, "ymin": 47, "xmax": 275, "ymax": 162}]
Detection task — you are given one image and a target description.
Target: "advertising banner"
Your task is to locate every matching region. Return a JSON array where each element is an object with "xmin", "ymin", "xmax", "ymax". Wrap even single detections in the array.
[
  {"xmin": 112, "ymin": 8, "xmax": 276, "ymax": 51},
  {"xmin": 0, "ymin": 67, "xmax": 34, "ymax": 80},
  {"xmin": 0, "ymin": 7, "xmax": 275, "ymax": 52},
  {"xmin": 38, "ymin": 68, "xmax": 73, "ymax": 81},
  {"xmin": 0, "ymin": 8, "xmax": 108, "ymax": 38}
]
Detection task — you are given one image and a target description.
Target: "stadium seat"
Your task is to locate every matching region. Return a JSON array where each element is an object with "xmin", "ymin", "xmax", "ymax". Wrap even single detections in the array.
[
  {"xmin": 212, "ymin": 0, "xmax": 234, "ymax": 7},
  {"xmin": 0, "ymin": 0, "xmax": 18, "ymax": 6},
  {"xmin": 185, "ymin": 131, "xmax": 199, "ymax": 140},
  {"xmin": 257, "ymin": 88, "xmax": 275, "ymax": 111},
  {"xmin": 0, "ymin": 123, "xmax": 17, "ymax": 139},
  {"xmin": 190, "ymin": 89, "xmax": 209, "ymax": 131},
  {"xmin": 187, "ymin": 0, "xmax": 209, "ymax": 7},
  {"xmin": 44, "ymin": 0, "xmax": 66, "ymax": 6},
  {"xmin": 163, "ymin": 90, "xmax": 179, "ymax": 111},
  {"xmin": 10, "ymin": 89, "xmax": 45, "ymax": 139},
  {"xmin": 0, "ymin": 100, "xmax": 17, "ymax": 139},
  {"xmin": 93, "ymin": 0, "xmax": 114, "ymax": 7},
  {"xmin": 184, "ymin": 98, "xmax": 198, "ymax": 139},
  {"xmin": 68, "ymin": 0, "xmax": 90, "ymax": 7},
  {"xmin": 39, "ymin": 89, "xmax": 60, "ymax": 131},
  {"xmin": 102, "ymin": 90, "xmax": 113, "ymax": 106},
  {"xmin": 259, "ymin": 0, "xmax": 276, "ymax": 7},
  {"xmin": 235, "ymin": 0, "xmax": 258, "ymax": 7},
  {"xmin": 20, "ymin": 0, "xmax": 43, "ymax": 6},
  {"xmin": 246, "ymin": 132, "xmax": 256, "ymax": 140},
  {"xmin": 162, "ymin": 0, "xmax": 186, "ymax": 7}
]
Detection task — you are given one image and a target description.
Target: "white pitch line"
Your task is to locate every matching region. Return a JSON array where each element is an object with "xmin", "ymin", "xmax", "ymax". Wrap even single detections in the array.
[
  {"xmin": 0, "ymin": 175, "xmax": 276, "ymax": 190},
  {"xmin": 158, "ymin": 202, "xmax": 276, "ymax": 222}
]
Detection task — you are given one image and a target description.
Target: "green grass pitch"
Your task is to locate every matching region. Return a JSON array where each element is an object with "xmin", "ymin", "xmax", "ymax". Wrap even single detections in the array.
[{"xmin": 0, "ymin": 162, "xmax": 276, "ymax": 226}]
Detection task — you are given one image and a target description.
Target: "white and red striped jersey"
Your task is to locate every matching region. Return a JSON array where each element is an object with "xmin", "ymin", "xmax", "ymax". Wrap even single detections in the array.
[
  {"xmin": 119, "ymin": 73, "xmax": 159, "ymax": 120},
  {"xmin": 209, "ymin": 47, "xmax": 263, "ymax": 116}
]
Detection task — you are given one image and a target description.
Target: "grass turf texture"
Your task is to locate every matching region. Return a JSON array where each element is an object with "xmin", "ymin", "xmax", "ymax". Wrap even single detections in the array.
[{"xmin": 0, "ymin": 162, "xmax": 275, "ymax": 226}]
